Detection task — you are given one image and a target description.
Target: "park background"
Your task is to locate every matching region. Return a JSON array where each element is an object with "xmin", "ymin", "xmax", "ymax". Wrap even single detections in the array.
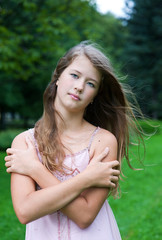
[{"xmin": 0, "ymin": 0, "xmax": 162, "ymax": 239}]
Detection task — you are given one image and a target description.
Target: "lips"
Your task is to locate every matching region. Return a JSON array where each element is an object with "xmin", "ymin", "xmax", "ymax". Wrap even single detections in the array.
[{"xmin": 68, "ymin": 93, "xmax": 80, "ymax": 101}]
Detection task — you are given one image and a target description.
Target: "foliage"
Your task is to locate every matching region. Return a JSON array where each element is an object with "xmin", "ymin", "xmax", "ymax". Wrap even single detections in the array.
[
  {"xmin": 0, "ymin": 129, "xmax": 24, "ymax": 150},
  {"xmin": 0, "ymin": 0, "xmax": 128, "ymax": 128},
  {"xmin": 124, "ymin": 0, "xmax": 162, "ymax": 119},
  {"xmin": 93, "ymin": 12, "xmax": 128, "ymax": 71},
  {"xmin": 0, "ymin": 0, "xmax": 100, "ymax": 121},
  {"xmin": 1, "ymin": 0, "xmax": 162, "ymax": 128}
]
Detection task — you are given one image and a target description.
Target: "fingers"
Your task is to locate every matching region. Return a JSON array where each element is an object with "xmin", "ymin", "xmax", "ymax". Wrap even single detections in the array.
[
  {"xmin": 4, "ymin": 155, "xmax": 12, "ymax": 173},
  {"xmin": 6, "ymin": 167, "xmax": 13, "ymax": 173},
  {"xmin": 92, "ymin": 147, "xmax": 109, "ymax": 163},
  {"xmin": 4, "ymin": 155, "xmax": 12, "ymax": 167},
  {"xmin": 4, "ymin": 155, "xmax": 11, "ymax": 162},
  {"xmin": 112, "ymin": 169, "xmax": 120, "ymax": 176},
  {"xmin": 5, "ymin": 160, "xmax": 11, "ymax": 168},
  {"xmin": 110, "ymin": 176, "xmax": 119, "ymax": 182},
  {"xmin": 6, "ymin": 148, "xmax": 17, "ymax": 155},
  {"xmin": 108, "ymin": 176, "xmax": 119, "ymax": 188},
  {"xmin": 110, "ymin": 160, "xmax": 120, "ymax": 168},
  {"xmin": 108, "ymin": 181, "xmax": 116, "ymax": 188}
]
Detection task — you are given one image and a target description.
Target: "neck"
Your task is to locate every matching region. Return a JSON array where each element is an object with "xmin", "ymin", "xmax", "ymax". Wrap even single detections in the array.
[{"xmin": 55, "ymin": 108, "xmax": 86, "ymax": 133}]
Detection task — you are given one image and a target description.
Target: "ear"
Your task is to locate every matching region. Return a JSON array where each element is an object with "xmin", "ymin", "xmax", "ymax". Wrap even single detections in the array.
[{"xmin": 56, "ymin": 79, "xmax": 59, "ymax": 86}]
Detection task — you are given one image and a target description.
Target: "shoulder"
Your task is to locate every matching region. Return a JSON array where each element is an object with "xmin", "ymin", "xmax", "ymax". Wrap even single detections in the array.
[
  {"xmin": 11, "ymin": 129, "xmax": 33, "ymax": 149},
  {"xmin": 95, "ymin": 128, "xmax": 117, "ymax": 147},
  {"xmin": 86, "ymin": 122, "xmax": 117, "ymax": 146},
  {"xmin": 90, "ymin": 128, "xmax": 117, "ymax": 160}
]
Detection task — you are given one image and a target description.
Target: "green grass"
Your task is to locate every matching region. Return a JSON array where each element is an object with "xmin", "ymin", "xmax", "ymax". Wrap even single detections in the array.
[
  {"xmin": 0, "ymin": 152, "xmax": 26, "ymax": 239},
  {"xmin": 0, "ymin": 121, "xmax": 162, "ymax": 239},
  {"xmin": 109, "ymin": 122, "xmax": 162, "ymax": 240}
]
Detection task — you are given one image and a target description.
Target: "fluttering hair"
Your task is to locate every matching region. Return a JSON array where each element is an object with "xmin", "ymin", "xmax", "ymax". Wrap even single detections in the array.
[{"xmin": 34, "ymin": 41, "xmax": 144, "ymax": 196}]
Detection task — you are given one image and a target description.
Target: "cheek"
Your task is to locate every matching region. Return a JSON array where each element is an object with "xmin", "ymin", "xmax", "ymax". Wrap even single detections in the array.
[
  {"xmin": 57, "ymin": 80, "xmax": 70, "ymax": 92},
  {"xmin": 86, "ymin": 88, "xmax": 98, "ymax": 101},
  {"xmin": 59, "ymin": 75, "xmax": 73, "ymax": 88}
]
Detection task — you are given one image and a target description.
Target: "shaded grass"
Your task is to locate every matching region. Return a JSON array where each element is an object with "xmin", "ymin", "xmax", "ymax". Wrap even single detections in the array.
[{"xmin": 0, "ymin": 121, "xmax": 162, "ymax": 239}]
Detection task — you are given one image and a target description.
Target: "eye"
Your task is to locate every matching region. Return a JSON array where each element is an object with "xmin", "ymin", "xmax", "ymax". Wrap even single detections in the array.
[
  {"xmin": 87, "ymin": 82, "xmax": 95, "ymax": 88},
  {"xmin": 70, "ymin": 73, "xmax": 79, "ymax": 79}
]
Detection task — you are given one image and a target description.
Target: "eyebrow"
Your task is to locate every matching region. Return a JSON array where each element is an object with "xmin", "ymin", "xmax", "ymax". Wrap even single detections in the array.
[{"xmin": 71, "ymin": 69, "xmax": 99, "ymax": 84}]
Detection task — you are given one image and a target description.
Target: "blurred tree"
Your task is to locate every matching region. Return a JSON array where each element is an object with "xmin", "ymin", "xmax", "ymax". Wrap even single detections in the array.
[
  {"xmin": 0, "ymin": 0, "xmax": 128, "ymax": 128},
  {"xmin": 124, "ymin": 0, "xmax": 162, "ymax": 119},
  {"xmin": 93, "ymin": 12, "xmax": 128, "ymax": 72},
  {"xmin": 0, "ymin": 0, "xmax": 99, "ymax": 128}
]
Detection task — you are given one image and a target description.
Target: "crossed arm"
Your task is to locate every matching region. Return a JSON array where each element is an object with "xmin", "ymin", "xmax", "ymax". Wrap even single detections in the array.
[{"xmin": 5, "ymin": 130, "xmax": 119, "ymax": 228}]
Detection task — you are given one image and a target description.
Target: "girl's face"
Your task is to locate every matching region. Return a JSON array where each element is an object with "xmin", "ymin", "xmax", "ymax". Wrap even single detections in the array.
[{"xmin": 54, "ymin": 55, "xmax": 101, "ymax": 114}]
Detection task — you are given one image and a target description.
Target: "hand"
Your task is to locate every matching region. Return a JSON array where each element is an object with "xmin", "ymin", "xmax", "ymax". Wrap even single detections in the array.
[
  {"xmin": 5, "ymin": 136, "xmax": 40, "ymax": 176},
  {"xmin": 85, "ymin": 147, "xmax": 120, "ymax": 188}
]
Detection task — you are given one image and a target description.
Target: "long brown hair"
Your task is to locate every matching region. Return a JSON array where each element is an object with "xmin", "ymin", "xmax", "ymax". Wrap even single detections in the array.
[{"xmin": 35, "ymin": 41, "xmax": 144, "ymax": 190}]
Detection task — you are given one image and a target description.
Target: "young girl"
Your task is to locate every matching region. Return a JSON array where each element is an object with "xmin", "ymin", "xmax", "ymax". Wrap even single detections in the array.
[{"xmin": 5, "ymin": 41, "xmax": 142, "ymax": 240}]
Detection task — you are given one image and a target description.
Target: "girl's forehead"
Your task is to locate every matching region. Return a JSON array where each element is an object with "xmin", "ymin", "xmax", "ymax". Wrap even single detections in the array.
[
  {"xmin": 68, "ymin": 54, "xmax": 92, "ymax": 65},
  {"xmin": 68, "ymin": 55, "xmax": 101, "ymax": 75},
  {"xmin": 67, "ymin": 55, "xmax": 101, "ymax": 80}
]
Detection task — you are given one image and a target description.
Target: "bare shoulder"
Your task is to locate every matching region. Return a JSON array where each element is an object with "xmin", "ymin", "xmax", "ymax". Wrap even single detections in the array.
[
  {"xmin": 90, "ymin": 128, "xmax": 117, "ymax": 160},
  {"xmin": 95, "ymin": 128, "xmax": 117, "ymax": 147},
  {"xmin": 11, "ymin": 129, "xmax": 32, "ymax": 149}
]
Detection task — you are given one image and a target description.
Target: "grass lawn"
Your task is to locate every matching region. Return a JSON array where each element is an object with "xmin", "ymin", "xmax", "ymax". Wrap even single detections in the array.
[
  {"xmin": 0, "ymin": 152, "xmax": 25, "ymax": 239},
  {"xmin": 0, "ymin": 121, "xmax": 162, "ymax": 239},
  {"xmin": 109, "ymin": 121, "xmax": 162, "ymax": 239}
]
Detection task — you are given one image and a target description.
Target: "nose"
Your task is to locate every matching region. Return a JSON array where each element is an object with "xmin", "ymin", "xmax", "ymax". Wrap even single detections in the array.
[{"xmin": 74, "ymin": 80, "xmax": 84, "ymax": 93}]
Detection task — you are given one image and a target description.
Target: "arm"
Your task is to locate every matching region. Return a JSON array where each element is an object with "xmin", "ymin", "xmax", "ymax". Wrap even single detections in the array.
[
  {"xmin": 6, "ymin": 131, "xmax": 119, "ymax": 225},
  {"xmin": 61, "ymin": 129, "xmax": 119, "ymax": 228}
]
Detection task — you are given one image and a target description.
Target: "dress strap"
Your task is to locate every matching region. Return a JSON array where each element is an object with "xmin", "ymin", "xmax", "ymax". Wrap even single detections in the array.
[
  {"xmin": 28, "ymin": 128, "xmax": 34, "ymax": 138},
  {"xmin": 28, "ymin": 128, "xmax": 36, "ymax": 145},
  {"xmin": 88, "ymin": 127, "xmax": 100, "ymax": 151}
]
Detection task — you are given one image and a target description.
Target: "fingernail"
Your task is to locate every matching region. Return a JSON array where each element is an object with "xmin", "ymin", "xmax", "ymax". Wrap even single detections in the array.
[{"xmin": 105, "ymin": 147, "xmax": 109, "ymax": 154}]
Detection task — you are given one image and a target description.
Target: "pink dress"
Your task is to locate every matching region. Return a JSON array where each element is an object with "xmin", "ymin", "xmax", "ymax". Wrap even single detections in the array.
[{"xmin": 26, "ymin": 128, "xmax": 121, "ymax": 240}]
